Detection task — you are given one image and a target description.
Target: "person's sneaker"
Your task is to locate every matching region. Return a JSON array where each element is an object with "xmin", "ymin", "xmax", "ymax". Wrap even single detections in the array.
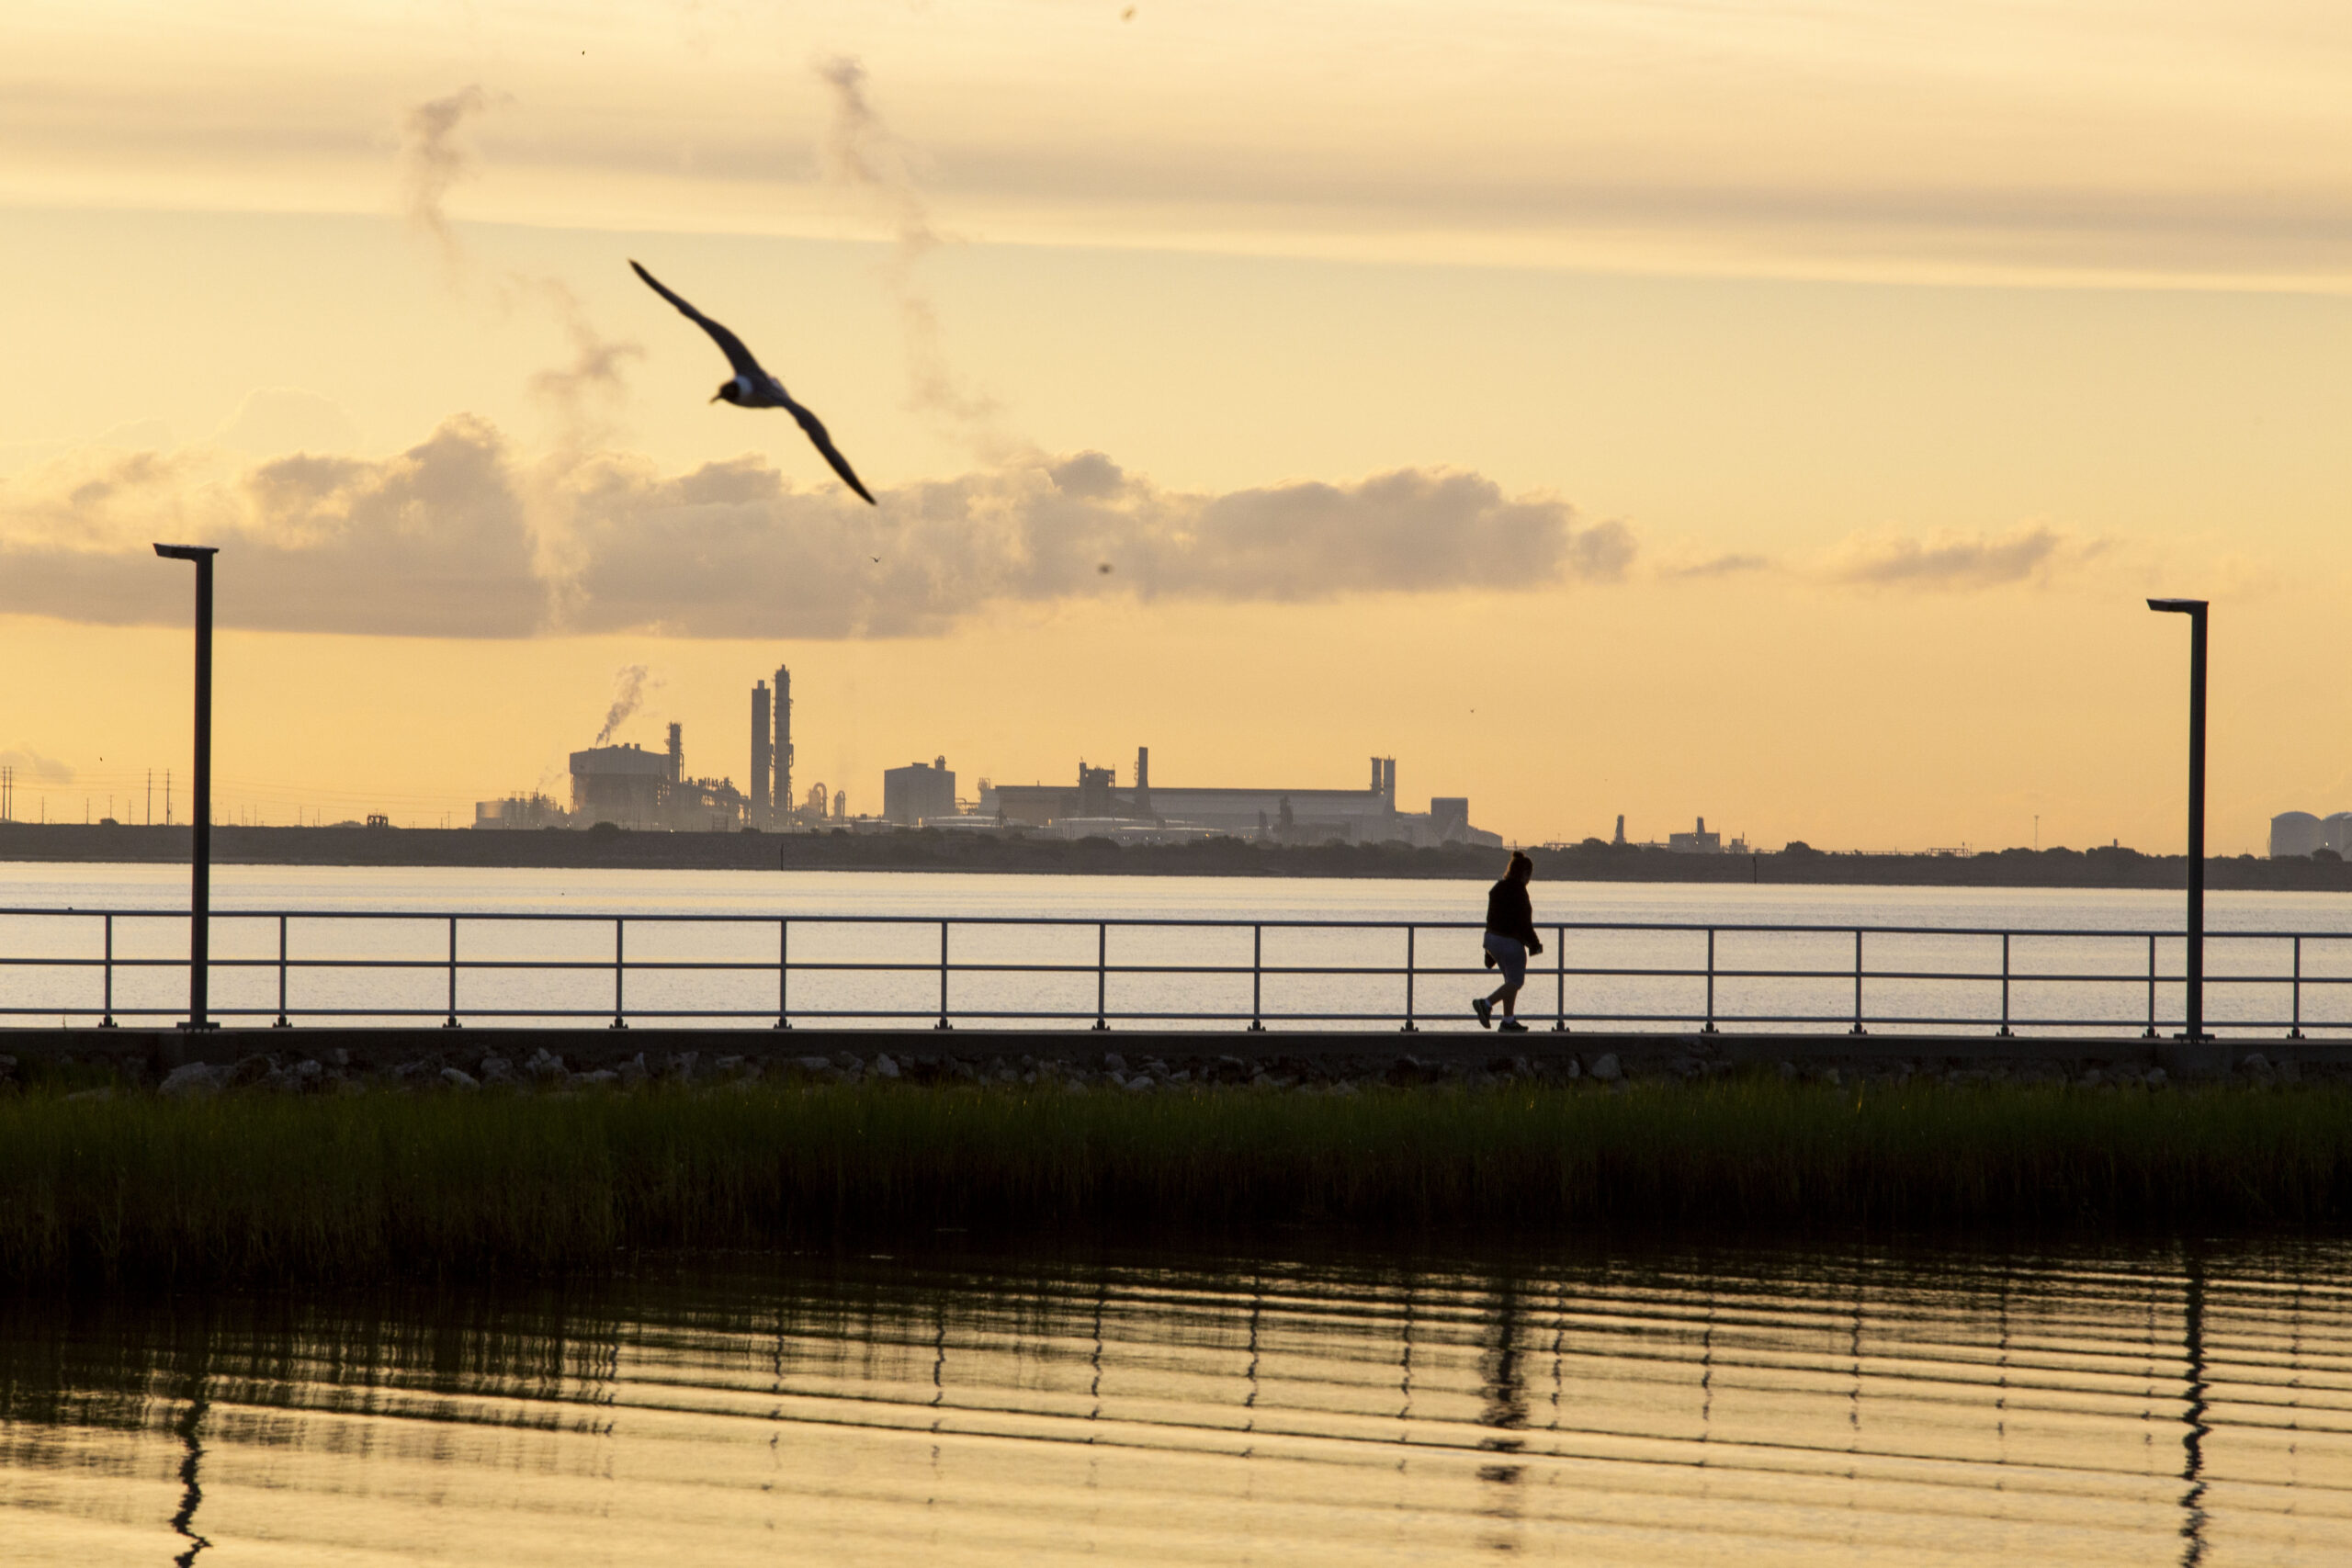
[
  {"xmin": 1498, "ymin": 1018, "xmax": 1528, "ymax": 1033},
  {"xmin": 1472, "ymin": 997, "xmax": 1493, "ymax": 1029}
]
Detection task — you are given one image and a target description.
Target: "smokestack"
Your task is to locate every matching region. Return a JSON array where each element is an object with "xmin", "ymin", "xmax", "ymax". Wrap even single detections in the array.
[
  {"xmin": 1371, "ymin": 756, "xmax": 1381, "ymax": 793},
  {"xmin": 1383, "ymin": 757, "xmax": 1396, "ymax": 808},
  {"xmin": 666, "ymin": 722, "xmax": 683, "ymax": 784},
  {"xmin": 774, "ymin": 665, "xmax": 793, "ymax": 818},
  {"xmin": 751, "ymin": 680, "xmax": 772, "ymax": 814},
  {"xmin": 1613, "ymin": 814, "xmax": 1625, "ymax": 846},
  {"xmin": 1136, "ymin": 747, "xmax": 1149, "ymax": 791}
]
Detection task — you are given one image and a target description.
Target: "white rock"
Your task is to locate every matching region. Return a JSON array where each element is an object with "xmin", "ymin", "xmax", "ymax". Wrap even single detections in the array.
[
  {"xmin": 572, "ymin": 1069, "xmax": 619, "ymax": 1087},
  {"xmin": 159, "ymin": 1063, "xmax": 224, "ymax": 1099},
  {"xmin": 1125, "ymin": 1075, "xmax": 1155, "ymax": 1093},
  {"xmin": 795, "ymin": 1055, "xmax": 834, "ymax": 1075},
  {"xmin": 2145, "ymin": 1067, "xmax": 2169, "ymax": 1089},
  {"xmin": 1589, "ymin": 1053, "xmax": 1623, "ymax": 1082},
  {"xmin": 874, "ymin": 1054, "xmax": 901, "ymax": 1079},
  {"xmin": 1064, "ymin": 1079, "xmax": 1090, "ymax": 1095},
  {"xmin": 441, "ymin": 1066, "xmax": 481, "ymax": 1091},
  {"xmin": 1103, "ymin": 1053, "xmax": 1129, "ymax": 1074}
]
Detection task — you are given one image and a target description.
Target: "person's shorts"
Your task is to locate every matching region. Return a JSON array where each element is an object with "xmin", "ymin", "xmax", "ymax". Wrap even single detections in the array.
[{"xmin": 1482, "ymin": 931, "xmax": 1528, "ymax": 987}]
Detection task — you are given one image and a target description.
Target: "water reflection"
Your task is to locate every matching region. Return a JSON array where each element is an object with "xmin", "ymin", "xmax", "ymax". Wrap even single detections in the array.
[{"xmin": 2, "ymin": 1243, "xmax": 2350, "ymax": 1564}]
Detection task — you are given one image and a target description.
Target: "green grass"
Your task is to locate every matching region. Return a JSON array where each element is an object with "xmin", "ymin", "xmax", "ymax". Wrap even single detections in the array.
[{"xmin": 3, "ymin": 1078, "xmax": 2349, "ymax": 1284}]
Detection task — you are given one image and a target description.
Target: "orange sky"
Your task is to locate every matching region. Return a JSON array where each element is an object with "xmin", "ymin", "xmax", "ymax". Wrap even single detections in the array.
[{"xmin": 4, "ymin": 0, "xmax": 2349, "ymax": 850}]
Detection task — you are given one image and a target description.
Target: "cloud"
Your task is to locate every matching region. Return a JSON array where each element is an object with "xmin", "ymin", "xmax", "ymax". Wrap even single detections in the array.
[
  {"xmin": 213, "ymin": 388, "xmax": 363, "ymax": 456},
  {"xmin": 1822, "ymin": 524, "xmax": 2081, "ymax": 591},
  {"xmin": 0, "ymin": 420, "xmax": 548, "ymax": 636},
  {"xmin": 0, "ymin": 745, "xmax": 74, "ymax": 785},
  {"xmin": 0, "ymin": 420, "xmax": 1628, "ymax": 638},
  {"xmin": 1657, "ymin": 550, "xmax": 1772, "ymax": 581}
]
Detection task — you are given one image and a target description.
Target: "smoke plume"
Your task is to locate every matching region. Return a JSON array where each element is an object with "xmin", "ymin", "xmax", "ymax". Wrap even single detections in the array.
[
  {"xmin": 521, "ymin": 277, "xmax": 645, "ymax": 443},
  {"xmin": 399, "ymin": 85, "xmax": 494, "ymax": 275},
  {"xmin": 396, "ymin": 89, "xmax": 641, "ymax": 440},
  {"xmin": 593, "ymin": 664, "xmax": 653, "ymax": 744},
  {"xmin": 816, "ymin": 57, "xmax": 1000, "ymax": 437}
]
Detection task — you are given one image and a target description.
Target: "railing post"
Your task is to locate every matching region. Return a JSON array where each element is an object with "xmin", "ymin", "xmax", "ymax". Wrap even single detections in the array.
[
  {"xmin": 1849, "ymin": 929, "xmax": 1866, "ymax": 1035},
  {"xmin": 1094, "ymin": 921, "xmax": 1109, "ymax": 1031},
  {"xmin": 274, "ymin": 913, "xmax": 290, "ymax": 1028},
  {"xmin": 776, "ymin": 918, "xmax": 791, "ymax": 1030},
  {"xmin": 2290, "ymin": 935, "xmax": 2303, "ymax": 1039},
  {"xmin": 2144, "ymin": 933, "xmax": 2158, "ymax": 1039},
  {"xmin": 1998, "ymin": 932, "xmax": 2012, "ymax": 1037},
  {"xmin": 1401, "ymin": 926, "xmax": 1418, "ymax": 1032},
  {"xmin": 1702, "ymin": 928, "xmax": 1717, "ymax": 1033},
  {"xmin": 100, "ymin": 913, "xmax": 117, "ymax": 1028},
  {"xmin": 443, "ymin": 914, "xmax": 461, "ymax": 1028},
  {"xmin": 1250, "ymin": 924, "xmax": 1264, "ymax": 1032},
  {"xmin": 611, "ymin": 917, "xmax": 628, "ymax": 1029},
  {"xmin": 1553, "ymin": 923, "xmax": 1568, "ymax": 1032},
  {"xmin": 935, "ymin": 920, "xmax": 953, "ymax": 1030}
]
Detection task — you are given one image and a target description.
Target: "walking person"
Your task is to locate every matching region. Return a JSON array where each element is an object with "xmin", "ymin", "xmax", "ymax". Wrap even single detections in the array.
[{"xmin": 1474, "ymin": 851, "xmax": 1543, "ymax": 1032}]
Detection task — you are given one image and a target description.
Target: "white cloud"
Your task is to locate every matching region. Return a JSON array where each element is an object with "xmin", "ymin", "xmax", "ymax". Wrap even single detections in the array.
[{"xmin": 0, "ymin": 420, "xmax": 1631, "ymax": 638}]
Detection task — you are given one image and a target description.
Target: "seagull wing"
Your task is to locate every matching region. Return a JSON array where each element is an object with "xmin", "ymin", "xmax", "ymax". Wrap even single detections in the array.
[
  {"xmin": 629, "ymin": 260, "xmax": 767, "ymax": 381},
  {"xmin": 787, "ymin": 401, "xmax": 877, "ymax": 505}
]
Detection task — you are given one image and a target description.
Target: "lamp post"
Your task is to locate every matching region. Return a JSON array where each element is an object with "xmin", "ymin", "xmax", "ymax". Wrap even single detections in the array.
[
  {"xmin": 2147, "ymin": 597, "xmax": 2208, "ymax": 1041},
  {"xmin": 154, "ymin": 544, "xmax": 218, "ymax": 1031}
]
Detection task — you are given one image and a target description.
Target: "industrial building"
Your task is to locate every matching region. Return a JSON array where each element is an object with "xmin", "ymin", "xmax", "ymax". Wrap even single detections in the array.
[
  {"xmin": 2272, "ymin": 811, "xmax": 2352, "ymax": 858},
  {"xmin": 884, "ymin": 758, "xmax": 956, "ymax": 825},
  {"xmin": 563, "ymin": 723, "xmax": 750, "ymax": 830},
  {"xmin": 989, "ymin": 750, "xmax": 1498, "ymax": 847}
]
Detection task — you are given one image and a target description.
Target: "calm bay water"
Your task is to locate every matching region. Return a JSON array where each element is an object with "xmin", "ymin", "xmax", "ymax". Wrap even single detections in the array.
[
  {"xmin": 5, "ymin": 1241, "xmax": 2351, "ymax": 1565},
  {"xmin": 6, "ymin": 863, "xmax": 2352, "ymax": 1032}
]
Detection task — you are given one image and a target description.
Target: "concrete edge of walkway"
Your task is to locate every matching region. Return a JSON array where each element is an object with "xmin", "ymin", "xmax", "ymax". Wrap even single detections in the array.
[{"xmin": 0, "ymin": 1025, "xmax": 2331, "ymax": 1080}]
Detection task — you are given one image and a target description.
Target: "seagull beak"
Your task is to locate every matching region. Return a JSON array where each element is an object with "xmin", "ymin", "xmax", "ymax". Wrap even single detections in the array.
[{"xmin": 708, "ymin": 392, "xmax": 724, "ymax": 403}]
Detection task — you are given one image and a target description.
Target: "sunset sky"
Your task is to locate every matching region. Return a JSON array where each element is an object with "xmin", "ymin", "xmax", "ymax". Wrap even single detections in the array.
[{"xmin": 4, "ymin": 0, "xmax": 2349, "ymax": 850}]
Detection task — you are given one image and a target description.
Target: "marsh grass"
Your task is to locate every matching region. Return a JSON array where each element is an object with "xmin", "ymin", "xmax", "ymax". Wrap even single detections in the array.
[{"xmin": 3, "ymin": 1078, "xmax": 2348, "ymax": 1284}]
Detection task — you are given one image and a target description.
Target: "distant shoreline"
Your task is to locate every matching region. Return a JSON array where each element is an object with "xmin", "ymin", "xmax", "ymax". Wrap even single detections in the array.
[{"xmin": 4, "ymin": 821, "xmax": 2348, "ymax": 891}]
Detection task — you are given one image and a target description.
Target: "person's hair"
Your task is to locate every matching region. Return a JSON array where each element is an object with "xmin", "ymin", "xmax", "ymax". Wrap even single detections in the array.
[{"xmin": 1507, "ymin": 851, "xmax": 1533, "ymax": 879}]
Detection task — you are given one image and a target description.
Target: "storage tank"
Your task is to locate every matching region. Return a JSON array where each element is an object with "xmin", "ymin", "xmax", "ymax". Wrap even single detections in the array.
[{"xmin": 2271, "ymin": 811, "xmax": 2324, "ymax": 858}]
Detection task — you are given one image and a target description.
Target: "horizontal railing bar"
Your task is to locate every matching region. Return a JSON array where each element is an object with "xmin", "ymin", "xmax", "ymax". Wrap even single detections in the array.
[
  {"xmin": 7, "ymin": 906, "xmax": 2352, "ymax": 942},
  {"xmin": 15, "ymin": 953, "xmax": 2352, "ymax": 989}
]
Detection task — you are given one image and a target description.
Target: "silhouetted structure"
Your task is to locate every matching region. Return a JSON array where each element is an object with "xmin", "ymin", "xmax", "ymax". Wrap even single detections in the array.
[
  {"xmin": 883, "ymin": 757, "xmax": 956, "ymax": 825},
  {"xmin": 2270, "ymin": 811, "xmax": 2352, "ymax": 859},
  {"xmin": 993, "ymin": 752, "xmax": 1496, "ymax": 846}
]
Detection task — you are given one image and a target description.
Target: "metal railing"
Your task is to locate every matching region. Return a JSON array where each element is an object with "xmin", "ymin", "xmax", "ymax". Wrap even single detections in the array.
[{"xmin": 2, "ymin": 908, "xmax": 2349, "ymax": 1035}]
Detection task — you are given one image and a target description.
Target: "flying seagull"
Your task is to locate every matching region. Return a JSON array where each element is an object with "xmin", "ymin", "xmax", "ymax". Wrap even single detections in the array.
[{"xmin": 629, "ymin": 260, "xmax": 876, "ymax": 505}]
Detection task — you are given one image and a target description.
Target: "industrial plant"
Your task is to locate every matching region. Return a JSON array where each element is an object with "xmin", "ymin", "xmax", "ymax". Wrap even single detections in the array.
[
  {"xmin": 477, "ymin": 668, "xmax": 1499, "ymax": 846},
  {"xmin": 2271, "ymin": 811, "xmax": 2352, "ymax": 859}
]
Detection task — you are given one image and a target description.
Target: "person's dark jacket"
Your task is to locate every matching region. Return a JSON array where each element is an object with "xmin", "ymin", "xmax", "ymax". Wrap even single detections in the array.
[{"xmin": 1484, "ymin": 877, "xmax": 1542, "ymax": 953}]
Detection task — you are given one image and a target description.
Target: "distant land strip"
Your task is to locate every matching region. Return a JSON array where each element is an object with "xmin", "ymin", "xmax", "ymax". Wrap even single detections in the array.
[{"xmin": 4, "ymin": 822, "xmax": 2350, "ymax": 889}]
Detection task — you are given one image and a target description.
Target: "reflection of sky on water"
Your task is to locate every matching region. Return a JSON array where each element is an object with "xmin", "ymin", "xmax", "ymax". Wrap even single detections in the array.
[{"xmin": 2, "ymin": 1242, "xmax": 2349, "ymax": 1565}]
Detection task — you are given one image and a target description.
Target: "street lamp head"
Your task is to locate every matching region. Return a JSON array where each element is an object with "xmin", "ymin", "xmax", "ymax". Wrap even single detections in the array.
[
  {"xmin": 2147, "ymin": 597, "xmax": 2206, "ymax": 615},
  {"xmin": 153, "ymin": 543, "xmax": 219, "ymax": 562}
]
